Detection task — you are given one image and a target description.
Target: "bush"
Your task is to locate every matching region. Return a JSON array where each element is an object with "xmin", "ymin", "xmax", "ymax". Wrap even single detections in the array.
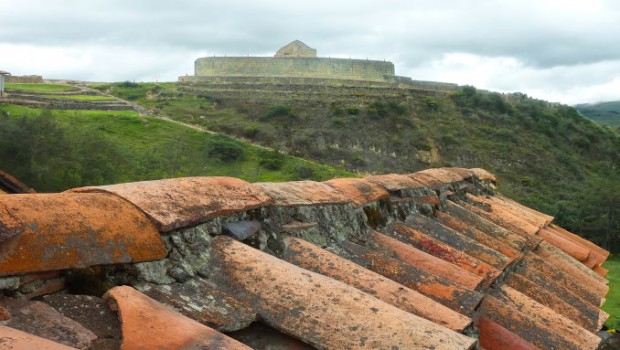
[
  {"xmin": 259, "ymin": 149, "xmax": 285, "ymax": 170},
  {"xmin": 120, "ymin": 81, "xmax": 139, "ymax": 88},
  {"xmin": 261, "ymin": 105, "xmax": 297, "ymax": 122},
  {"xmin": 204, "ymin": 135, "xmax": 244, "ymax": 162}
]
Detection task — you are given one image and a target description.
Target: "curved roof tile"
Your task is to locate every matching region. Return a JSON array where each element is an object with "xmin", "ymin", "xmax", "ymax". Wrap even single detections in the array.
[
  {"xmin": 0, "ymin": 326, "xmax": 78, "ymax": 350},
  {"xmin": 364, "ymin": 173, "xmax": 426, "ymax": 191},
  {"xmin": 469, "ymin": 168, "xmax": 497, "ymax": 182},
  {"xmin": 476, "ymin": 316, "xmax": 539, "ymax": 350},
  {"xmin": 104, "ymin": 286, "xmax": 251, "ymax": 350},
  {"xmin": 0, "ymin": 193, "xmax": 166, "ymax": 276},
  {"xmin": 323, "ymin": 178, "xmax": 389, "ymax": 206},
  {"xmin": 71, "ymin": 177, "xmax": 272, "ymax": 232},
  {"xmin": 254, "ymin": 181, "xmax": 350, "ymax": 206}
]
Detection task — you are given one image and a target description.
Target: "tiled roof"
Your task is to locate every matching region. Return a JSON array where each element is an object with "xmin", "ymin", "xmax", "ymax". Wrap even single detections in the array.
[
  {"xmin": 0, "ymin": 169, "xmax": 34, "ymax": 194},
  {"xmin": 0, "ymin": 167, "xmax": 611, "ymax": 349}
]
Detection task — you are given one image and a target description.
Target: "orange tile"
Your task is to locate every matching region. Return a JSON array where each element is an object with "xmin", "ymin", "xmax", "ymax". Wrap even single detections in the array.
[
  {"xmin": 465, "ymin": 194, "xmax": 542, "ymax": 235},
  {"xmin": 470, "ymin": 194, "xmax": 548, "ymax": 228},
  {"xmin": 210, "ymin": 236, "xmax": 478, "ymax": 350},
  {"xmin": 0, "ymin": 169, "xmax": 35, "ymax": 194},
  {"xmin": 414, "ymin": 167, "xmax": 473, "ymax": 185},
  {"xmin": 0, "ymin": 193, "xmax": 166, "ymax": 276},
  {"xmin": 476, "ymin": 316, "xmax": 539, "ymax": 350},
  {"xmin": 492, "ymin": 285, "xmax": 601, "ymax": 349},
  {"xmin": 505, "ymin": 273, "xmax": 606, "ymax": 333},
  {"xmin": 522, "ymin": 253, "xmax": 604, "ymax": 307},
  {"xmin": 339, "ymin": 240, "xmax": 484, "ymax": 314},
  {"xmin": 445, "ymin": 201, "xmax": 527, "ymax": 250},
  {"xmin": 436, "ymin": 211, "xmax": 522, "ymax": 259},
  {"xmin": 459, "ymin": 200, "xmax": 540, "ymax": 240},
  {"xmin": 594, "ymin": 265, "xmax": 609, "ymax": 276},
  {"xmin": 323, "ymin": 178, "xmax": 389, "ymax": 206},
  {"xmin": 550, "ymin": 224, "xmax": 610, "ymax": 260},
  {"xmin": 371, "ymin": 231, "xmax": 484, "ymax": 290},
  {"xmin": 71, "ymin": 177, "xmax": 272, "ymax": 232},
  {"xmin": 0, "ymin": 325, "xmax": 78, "ymax": 349},
  {"xmin": 404, "ymin": 215, "xmax": 512, "ymax": 270},
  {"xmin": 280, "ymin": 236, "xmax": 472, "ymax": 332},
  {"xmin": 393, "ymin": 223, "xmax": 501, "ymax": 283},
  {"xmin": 468, "ymin": 168, "xmax": 496, "ymax": 182},
  {"xmin": 408, "ymin": 172, "xmax": 444, "ymax": 189},
  {"xmin": 478, "ymin": 295, "xmax": 599, "ymax": 350},
  {"xmin": 492, "ymin": 195, "xmax": 554, "ymax": 226},
  {"xmin": 535, "ymin": 241, "xmax": 608, "ymax": 292},
  {"xmin": 537, "ymin": 227, "xmax": 590, "ymax": 262},
  {"xmin": 364, "ymin": 173, "xmax": 427, "ymax": 191},
  {"xmin": 254, "ymin": 180, "xmax": 351, "ymax": 207},
  {"xmin": 0, "ymin": 202, "xmax": 23, "ymax": 241},
  {"xmin": 104, "ymin": 286, "xmax": 251, "ymax": 350}
]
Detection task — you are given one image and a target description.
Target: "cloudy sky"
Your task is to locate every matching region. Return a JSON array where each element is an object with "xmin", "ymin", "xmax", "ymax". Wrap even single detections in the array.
[{"xmin": 1, "ymin": 0, "xmax": 619, "ymax": 105}]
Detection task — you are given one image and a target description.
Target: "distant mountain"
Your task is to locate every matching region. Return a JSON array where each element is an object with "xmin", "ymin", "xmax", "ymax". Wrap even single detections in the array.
[{"xmin": 575, "ymin": 100, "xmax": 620, "ymax": 127}]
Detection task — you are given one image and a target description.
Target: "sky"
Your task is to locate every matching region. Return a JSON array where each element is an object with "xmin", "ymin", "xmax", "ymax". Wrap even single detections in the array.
[{"xmin": 1, "ymin": 0, "xmax": 619, "ymax": 105}]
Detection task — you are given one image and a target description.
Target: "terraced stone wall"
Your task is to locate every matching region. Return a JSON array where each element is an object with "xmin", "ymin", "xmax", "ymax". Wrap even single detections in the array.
[
  {"xmin": 194, "ymin": 57, "xmax": 395, "ymax": 82},
  {"xmin": 5, "ymin": 75, "xmax": 43, "ymax": 83}
]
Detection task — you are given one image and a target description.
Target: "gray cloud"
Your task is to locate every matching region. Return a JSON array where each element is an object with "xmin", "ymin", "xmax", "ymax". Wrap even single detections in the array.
[{"xmin": 1, "ymin": 0, "xmax": 619, "ymax": 103}]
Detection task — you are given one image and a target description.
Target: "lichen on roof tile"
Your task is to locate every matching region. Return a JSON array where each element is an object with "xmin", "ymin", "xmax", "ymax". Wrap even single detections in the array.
[
  {"xmin": 103, "ymin": 285, "xmax": 252, "ymax": 350},
  {"xmin": 210, "ymin": 235, "xmax": 477, "ymax": 350},
  {"xmin": 364, "ymin": 173, "xmax": 426, "ymax": 191},
  {"xmin": 0, "ymin": 325, "xmax": 79, "ymax": 349},
  {"xmin": 323, "ymin": 178, "xmax": 389, "ymax": 206},
  {"xmin": 0, "ymin": 193, "xmax": 166, "ymax": 276},
  {"xmin": 70, "ymin": 176, "xmax": 272, "ymax": 232},
  {"xmin": 254, "ymin": 180, "xmax": 350, "ymax": 206},
  {"xmin": 537, "ymin": 227, "xmax": 590, "ymax": 262}
]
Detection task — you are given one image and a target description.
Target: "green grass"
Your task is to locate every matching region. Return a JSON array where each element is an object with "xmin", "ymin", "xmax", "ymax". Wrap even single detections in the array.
[
  {"xmin": 5, "ymin": 83, "xmax": 78, "ymax": 92},
  {"xmin": 49, "ymin": 94, "xmax": 116, "ymax": 101},
  {"xmin": 603, "ymin": 255, "xmax": 620, "ymax": 329}
]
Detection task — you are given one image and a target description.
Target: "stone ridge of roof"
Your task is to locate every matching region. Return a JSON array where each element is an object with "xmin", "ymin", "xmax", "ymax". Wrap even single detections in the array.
[{"xmin": 0, "ymin": 166, "xmax": 612, "ymax": 349}]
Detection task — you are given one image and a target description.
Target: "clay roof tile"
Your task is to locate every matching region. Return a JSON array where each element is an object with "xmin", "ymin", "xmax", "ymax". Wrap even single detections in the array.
[
  {"xmin": 469, "ymin": 168, "xmax": 497, "ymax": 182},
  {"xmin": 103, "ymin": 286, "xmax": 251, "ymax": 350},
  {"xmin": 364, "ymin": 173, "xmax": 427, "ymax": 191},
  {"xmin": 0, "ymin": 193, "xmax": 166, "ymax": 276},
  {"xmin": 323, "ymin": 178, "xmax": 389, "ymax": 206},
  {"xmin": 254, "ymin": 180, "xmax": 350, "ymax": 206},
  {"xmin": 0, "ymin": 325, "xmax": 79, "ymax": 349},
  {"xmin": 70, "ymin": 177, "xmax": 272, "ymax": 232},
  {"xmin": 0, "ymin": 169, "xmax": 35, "ymax": 194}
]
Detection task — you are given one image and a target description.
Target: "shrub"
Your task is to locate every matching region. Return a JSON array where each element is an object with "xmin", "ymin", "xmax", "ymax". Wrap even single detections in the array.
[
  {"xmin": 119, "ymin": 81, "xmax": 139, "ymax": 88},
  {"xmin": 259, "ymin": 149, "xmax": 285, "ymax": 170},
  {"xmin": 204, "ymin": 135, "xmax": 244, "ymax": 162}
]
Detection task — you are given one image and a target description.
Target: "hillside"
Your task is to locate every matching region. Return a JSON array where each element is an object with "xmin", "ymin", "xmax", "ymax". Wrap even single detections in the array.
[
  {"xmin": 576, "ymin": 100, "xmax": 620, "ymax": 128},
  {"xmin": 0, "ymin": 83, "xmax": 351, "ymax": 193},
  {"xmin": 93, "ymin": 80, "xmax": 620, "ymax": 252}
]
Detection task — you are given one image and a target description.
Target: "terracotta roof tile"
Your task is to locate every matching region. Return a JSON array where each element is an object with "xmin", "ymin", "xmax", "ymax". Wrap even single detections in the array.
[
  {"xmin": 0, "ymin": 169, "xmax": 35, "ymax": 194},
  {"xmin": 435, "ymin": 211, "xmax": 522, "ymax": 259},
  {"xmin": 392, "ymin": 223, "xmax": 501, "ymax": 283},
  {"xmin": 493, "ymin": 194, "xmax": 554, "ymax": 226},
  {"xmin": 104, "ymin": 285, "xmax": 252, "ymax": 350},
  {"xmin": 408, "ymin": 172, "xmax": 445, "ymax": 189},
  {"xmin": 280, "ymin": 236, "xmax": 473, "ymax": 332},
  {"xmin": 339, "ymin": 240, "xmax": 484, "ymax": 314},
  {"xmin": 476, "ymin": 316, "xmax": 539, "ymax": 350},
  {"xmin": 0, "ymin": 325, "xmax": 78, "ymax": 349},
  {"xmin": 594, "ymin": 265, "xmax": 609, "ymax": 276},
  {"xmin": 210, "ymin": 235, "xmax": 477, "ymax": 350},
  {"xmin": 537, "ymin": 227, "xmax": 590, "ymax": 262},
  {"xmin": 254, "ymin": 180, "xmax": 350, "ymax": 206},
  {"xmin": 323, "ymin": 178, "xmax": 389, "ymax": 206},
  {"xmin": 364, "ymin": 173, "xmax": 427, "ymax": 191},
  {"xmin": 405, "ymin": 214, "xmax": 512, "ymax": 270},
  {"xmin": 458, "ymin": 200, "xmax": 541, "ymax": 242},
  {"xmin": 504, "ymin": 272, "xmax": 606, "ymax": 332},
  {"xmin": 415, "ymin": 167, "xmax": 472, "ymax": 184},
  {"xmin": 71, "ymin": 177, "xmax": 272, "ymax": 232},
  {"xmin": 469, "ymin": 168, "xmax": 497, "ymax": 182},
  {"xmin": 491, "ymin": 285, "xmax": 601, "ymax": 349},
  {"xmin": 444, "ymin": 201, "xmax": 527, "ymax": 250},
  {"xmin": 0, "ymin": 193, "xmax": 166, "ymax": 276},
  {"xmin": 550, "ymin": 223, "xmax": 610, "ymax": 260},
  {"xmin": 478, "ymin": 295, "xmax": 599, "ymax": 350},
  {"xmin": 466, "ymin": 193, "xmax": 544, "ymax": 234},
  {"xmin": 371, "ymin": 231, "xmax": 484, "ymax": 290}
]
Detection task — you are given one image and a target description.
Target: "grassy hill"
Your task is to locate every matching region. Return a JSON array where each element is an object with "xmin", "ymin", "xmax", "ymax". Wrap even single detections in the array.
[
  {"xmin": 92, "ymin": 81, "xmax": 620, "ymax": 253},
  {"xmin": 575, "ymin": 100, "xmax": 620, "ymax": 128},
  {"xmin": 0, "ymin": 84, "xmax": 352, "ymax": 193}
]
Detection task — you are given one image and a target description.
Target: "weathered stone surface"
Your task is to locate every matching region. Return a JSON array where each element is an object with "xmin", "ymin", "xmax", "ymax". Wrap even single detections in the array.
[
  {"xmin": 0, "ymin": 326, "xmax": 78, "ymax": 349},
  {"xmin": 223, "ymin": 220, "xmax": 261, "ymax": 241},
  {"xmin": 104, "ymin": 285, "xmax": 252, "ymax": 350},
  {"xmin": 0, "ymin": 299, "xmax": 97, "ymax": 349},
  {"xmin": 43, "ymin": 294, "xmax": 121, "ymax": 350},
  {"xmin": 71, "ymin": 177, "xmax": 272, "ymax": 232},
  {"xmin": 0, "ymin": 193, "xmax": 166, "ymax": 276},
  {"xmin": 210, "ymin": 235, "xmax": 477, "ymax": 350}
]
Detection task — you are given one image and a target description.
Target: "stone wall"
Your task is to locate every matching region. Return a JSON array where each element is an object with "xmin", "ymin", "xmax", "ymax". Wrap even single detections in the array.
[
  {"xmin": 6, "ymin": 75, "xmax": 44, "ymax": 83},
  {"xmin": 195, "ymin": 57, "xmax": 395, "ymax": 82}
]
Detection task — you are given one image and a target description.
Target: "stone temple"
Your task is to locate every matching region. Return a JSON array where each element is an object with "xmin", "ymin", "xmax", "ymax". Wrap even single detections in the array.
[{"xmin": 183, "ymin": 40, "xmax": 397, "ymax": 83}]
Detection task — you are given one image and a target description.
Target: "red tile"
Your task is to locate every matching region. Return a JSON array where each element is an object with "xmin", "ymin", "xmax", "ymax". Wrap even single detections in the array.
[
  {"xmin": 339, "ymin": 240, "xmax": 484, "ymax": 314},
  {"xmin": 365, "ymin": 173, "xmax": 427, "ymax": 191},
  {"xmin": 458, "ymin": 200, "xmax": 541, "ymax": 242},
  {"xmin": 550, "ymin": 224, "xmax": 610, "ymax": 260},
  {"xmin": 537, "ymin": 227, "xmax": 590, "ymax": 262},
  {"xmin": 210, "ymin": 236, "xmax": 477, "ymax": 350},
  {"xmin": 104, "ymin": 286, "xmax": 251, "ymax": 350},
  {"xmin": 476, "ymin": 316, "xmax": 539, "ymax": 350},
  {"xmin": 71, "ymin": 177, "xmax": 272, "ymax": 232},
  {"xmin": 280, "ymin": 236, "xmax": 472, "ymax": 332},
  {"xmin": 465, "ymin": 194, "xmax": 542, "ymax": 236},
  {"xmin": 254, "ymin": 180, "xmax": 350, "ymax": 206},
  {"xmin": 0, "ymin": 326, "xmax": 78, "ymax": 349},
  {"xmin": 594, "ymin": 265, "xmax": 609, "ymax": 276},
  {"xmin": 492, "ymin": 195, "xmax": 554, "ymax": 226},
  {"xmin": 0, "ymin": 193, "xmax": 166, "ymax": 276},
  {"xmin": 323, "ymin": 178, "xmax": 389, "ymax": 206},
  {"xmin": 409, "ymin": 172, "xmax": 444, "ymax": 190},
  {"xmin": 393, "ymin": 223, "xmax": 501, "ymax": 283},
  {"xmin": 371, "ymin": 231, "xmax": 484, "ymax": 290}
]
